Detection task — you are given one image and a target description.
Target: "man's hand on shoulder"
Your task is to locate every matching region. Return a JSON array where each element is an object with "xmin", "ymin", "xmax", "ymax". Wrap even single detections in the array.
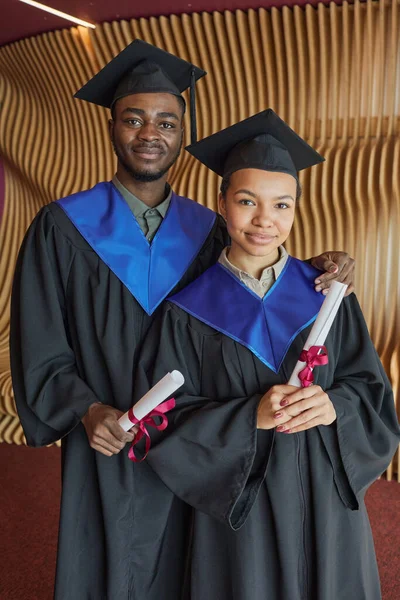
[
  {"xmin": 82, "ymin": 403, "xmax": 137, "ymax": 457},
  {"xmin": 310, "ymin": 251, "xmax": 355, "ymax": 296}
]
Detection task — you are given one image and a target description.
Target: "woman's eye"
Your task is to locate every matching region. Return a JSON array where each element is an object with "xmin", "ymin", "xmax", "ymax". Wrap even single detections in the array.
[
  {"xmin": 239, "ymin": 199, "xmax": 255, "ymax": 206},
  {"xmin": 276, "ymin": 203, "xmax": 289, "ymax": 209}
]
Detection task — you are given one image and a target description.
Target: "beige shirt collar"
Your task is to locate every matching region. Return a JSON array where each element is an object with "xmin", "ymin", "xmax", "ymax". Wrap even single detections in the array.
[{"xmin": 218, "ymin": 246, "xmax": 289, "ymax": 298}]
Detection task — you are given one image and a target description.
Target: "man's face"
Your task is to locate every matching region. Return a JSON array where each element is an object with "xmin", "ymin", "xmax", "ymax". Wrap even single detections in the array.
[{"xmin": 109, "ymin": 92, "xmax": 184, "ymax": 182}]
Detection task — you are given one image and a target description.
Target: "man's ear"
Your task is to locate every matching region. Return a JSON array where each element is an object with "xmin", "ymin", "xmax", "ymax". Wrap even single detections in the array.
[
  {"xmin": 108, "ymin": 118, "xmax": 114, "ymax": 141},
  {"xmin": 218, "ymin": 192, "xmax": 227, "ymax": 218}
]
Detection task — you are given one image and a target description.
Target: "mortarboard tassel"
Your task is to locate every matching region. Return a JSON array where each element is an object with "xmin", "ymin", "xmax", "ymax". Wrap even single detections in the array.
[{"xmin": 190, "ymin": 68, "xmax": 197, "ymax": 145}]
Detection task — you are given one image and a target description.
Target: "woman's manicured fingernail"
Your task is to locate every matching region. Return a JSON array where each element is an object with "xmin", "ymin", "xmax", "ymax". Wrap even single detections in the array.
[
  {"xmin": 277, "ymin": 425, "xmax": 286, "ymax": 432},
  {"xmin": 274, "ymin": 412, "xmax": 283, "ymax": 419},
  {"xmin": 280, "ymin": 399, "xmax": 289, "ymax": 407},
  {"xmin": 283, "ymin": 429, "xmax": 292, "ymax": 434}
]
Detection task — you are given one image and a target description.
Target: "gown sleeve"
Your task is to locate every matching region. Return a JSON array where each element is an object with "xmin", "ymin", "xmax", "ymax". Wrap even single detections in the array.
[
  {"xmin": 319, "ymin": 293, "xmax": 400, "ymax": 508},
  {"xmin": 134, "ymin": 302, "xmax": 274, "ymax": 530},
  {"xmin": 10, "ymin": 206, "xmax": 101, "ymax": 446}
]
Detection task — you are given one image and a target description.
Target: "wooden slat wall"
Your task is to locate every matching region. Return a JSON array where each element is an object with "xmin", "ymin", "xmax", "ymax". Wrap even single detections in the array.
[{"xmin": 0, "ymin": 1, "xmax": 399, "ymax": 477}]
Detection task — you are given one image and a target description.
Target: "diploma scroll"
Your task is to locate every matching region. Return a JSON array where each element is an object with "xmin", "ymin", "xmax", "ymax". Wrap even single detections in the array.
[
  {"xmin": 288, "ymin": 281, "xmax": 348, "ymax": 387},
  {"xmin": 118, "ymin": 370, "xmax": 185, "ymax": 432}
]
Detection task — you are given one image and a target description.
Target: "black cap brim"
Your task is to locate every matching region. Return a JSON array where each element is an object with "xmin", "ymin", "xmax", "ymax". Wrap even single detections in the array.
[
  {"xmin": 74, "ymin": 39, "xmax": 206, "ymax": 108},
  {"xmin": 185, "ymin": 109, "xmax": 324, "ymax": 177}
]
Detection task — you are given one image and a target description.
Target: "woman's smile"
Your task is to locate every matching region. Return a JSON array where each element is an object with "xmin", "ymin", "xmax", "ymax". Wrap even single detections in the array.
[{"xmin": 244, "ymin": 232, "xmax": 277, "ymax": 245}]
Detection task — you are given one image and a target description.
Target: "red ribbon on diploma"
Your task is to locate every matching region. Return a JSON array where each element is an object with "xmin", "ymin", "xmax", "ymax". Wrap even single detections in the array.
[
  {"xmin": 298, "ymin": 346, "xmax": 328, "ymax": 388},
  {"xmin": 127, "ymin": 398, "xmax": 176, "ymax": 462}
]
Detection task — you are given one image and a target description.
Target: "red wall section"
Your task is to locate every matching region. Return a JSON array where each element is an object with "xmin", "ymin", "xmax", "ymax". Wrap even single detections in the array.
[{"xmin": 1, "ymin": 0, "xmax": 339, "ymax": 47}]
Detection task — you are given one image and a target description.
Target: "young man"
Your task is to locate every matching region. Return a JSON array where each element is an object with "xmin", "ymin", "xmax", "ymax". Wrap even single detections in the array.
[{"xmin": 10, "ymin": 41, "xmax": 356, "ymax": 599}]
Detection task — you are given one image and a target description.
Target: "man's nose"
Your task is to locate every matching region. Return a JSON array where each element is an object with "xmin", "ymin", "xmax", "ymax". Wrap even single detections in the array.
[{"xmin": 138, "ymin": 122, "xmax": 159, "ymax": 141}]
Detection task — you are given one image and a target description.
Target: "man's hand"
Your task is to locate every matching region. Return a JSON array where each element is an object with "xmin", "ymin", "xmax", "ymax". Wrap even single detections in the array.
[
  {"xmin": 273, "ymin": 385, "xmax": 336, "ymax": 433},
  {"xmin": 82, "ymin": 403, "xmax": 137, "ymax": 457},
  {"xmin": 311, "ymin": 251, "xmax": 355, "ymax": 296}
]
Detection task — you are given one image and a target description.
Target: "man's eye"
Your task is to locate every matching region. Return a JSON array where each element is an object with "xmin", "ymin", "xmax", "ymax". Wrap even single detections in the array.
[
  {"xmin": 161, "ymin": 122, "xmax": 174, "ymax": 129},
  {"xmin": 126, "ymin": 119, "xmax": 141, "ymax": 126}
]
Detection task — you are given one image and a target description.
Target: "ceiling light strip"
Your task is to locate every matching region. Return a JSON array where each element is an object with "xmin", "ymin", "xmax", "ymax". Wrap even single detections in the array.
[{"xmin": 19, "ymin": 0, "xmax": 96, "ymax": 29}]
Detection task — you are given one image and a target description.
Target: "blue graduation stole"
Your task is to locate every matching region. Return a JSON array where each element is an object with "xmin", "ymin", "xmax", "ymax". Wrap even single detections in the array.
[
  {"xmin": 170, "ymin": 257, "xmax": 325, "ymax": 373},
  {"xmin": 56, "ymin": 182, "xmax": 216, "ymax": 315}
]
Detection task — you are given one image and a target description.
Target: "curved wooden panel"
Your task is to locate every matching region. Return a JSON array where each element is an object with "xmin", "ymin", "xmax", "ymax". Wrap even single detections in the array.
[{"xmin": 0, "ymin": 1, "xmax": 399, "ymax": 478}]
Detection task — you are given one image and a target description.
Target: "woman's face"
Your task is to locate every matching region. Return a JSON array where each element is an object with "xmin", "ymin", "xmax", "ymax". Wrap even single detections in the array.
[{"xmin": 219, "ymin": 168, "xmax": 297, "ymax": 267}]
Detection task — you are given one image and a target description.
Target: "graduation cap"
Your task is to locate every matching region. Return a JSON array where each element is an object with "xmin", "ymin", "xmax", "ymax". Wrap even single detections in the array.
[
  {"xmin": 74, "ymin": 39, "xmax": 206, "ymax": 144},
  {"xmin": 185, "ymin": 109, "xmax": 324, "ymax": 179}
]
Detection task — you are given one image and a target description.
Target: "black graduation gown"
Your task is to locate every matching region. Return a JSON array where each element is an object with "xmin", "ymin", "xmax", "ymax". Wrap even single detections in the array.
[
  {"xmin": 10, "ymin": 184, "xmax": 228, "ymax": 600},
  {"xmin": 132, "ymin": 261, "xmax": 400, "ymax": 600}
]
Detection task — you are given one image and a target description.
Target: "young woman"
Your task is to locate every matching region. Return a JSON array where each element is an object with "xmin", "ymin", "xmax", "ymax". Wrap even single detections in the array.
[{"xmin": 129, "ymin": 109, "xmax": 400, "ymax": 600}]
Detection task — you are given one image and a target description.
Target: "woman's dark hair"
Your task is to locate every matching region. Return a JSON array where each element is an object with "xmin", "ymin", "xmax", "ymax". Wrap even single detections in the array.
[
  {"xmin": 295, "ymin": 180, "xmax": 302, "ymax": 202},
  {"xmin": 219, "ymin": 175, "xmax": 231, "ymax": 199},
  {"xmin": 220, "ymin": 172, "xmax": 303, "ymax": 203}
]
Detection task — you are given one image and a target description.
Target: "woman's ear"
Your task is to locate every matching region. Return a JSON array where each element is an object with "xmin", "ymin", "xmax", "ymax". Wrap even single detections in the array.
[{"xmin": 218, "ymin": 192, "xmax": 227, "ymax": 218}]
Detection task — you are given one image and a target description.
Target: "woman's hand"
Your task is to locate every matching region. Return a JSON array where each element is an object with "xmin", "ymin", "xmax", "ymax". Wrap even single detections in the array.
[
  {"xmin": 257, "ymin": 384, "xmax": 300, "ymax": 429},
  {"xmin": 273, "ymin": 385, "xmax": 336, "ymax": 433}
]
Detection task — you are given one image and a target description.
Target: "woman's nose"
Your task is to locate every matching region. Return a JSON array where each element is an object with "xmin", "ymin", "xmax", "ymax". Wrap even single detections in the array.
[{"xmin": 253, "ymin": 209, "xmax": 273, "ymax": 227}]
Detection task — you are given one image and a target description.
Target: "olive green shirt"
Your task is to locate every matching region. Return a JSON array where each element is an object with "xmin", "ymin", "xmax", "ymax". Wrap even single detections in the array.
[
  {"xmin": 112, "ymin": 175, "xmax": 172, "ymax": 242},
  {"xmin": 218, "ymin": 245, "xmax": 289, "ymax": 298}
]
